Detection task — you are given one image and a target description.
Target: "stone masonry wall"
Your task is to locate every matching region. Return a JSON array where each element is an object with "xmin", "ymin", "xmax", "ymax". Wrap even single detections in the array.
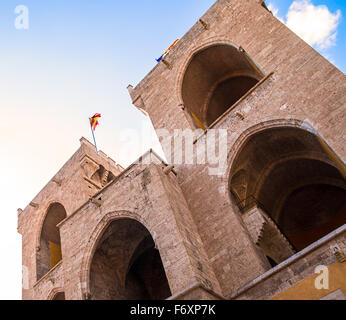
[
  {"xmin": 18, "ymin": 138, "xmax": 122, "ymax": 299},
  {"xmin": 58, "ymin": 155, "xmax": 222, "ymax": 300},
  {"xmin": 129, "ymin": 0, "xmax": 346, "ymax": 296}
]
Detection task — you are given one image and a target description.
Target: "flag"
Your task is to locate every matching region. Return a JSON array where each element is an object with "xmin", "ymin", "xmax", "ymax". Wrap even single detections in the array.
[
  {"xmin": 156, "ymin": 39, "xmax": 180, "ymax": 62},
  {"xmin": 89, "ymin": 113, "xmax": 101, "ymax": 131}
]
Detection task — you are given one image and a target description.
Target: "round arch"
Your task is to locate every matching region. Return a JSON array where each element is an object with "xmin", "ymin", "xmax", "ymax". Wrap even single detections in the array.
[
  {"xmin": 177, "ymin": 39, "xmax": 263, "ymax": 127},
  {"xmin": 48, "ymin": 288, "xmax": 65, "ymax": 300},
  {"xmin": 35, "ymin": 200, "xmax": 68, "ymax": 252},
  {"xmin": 80, "ymin": 211, "xmax": 171, "ymax": 300},
  {"xmin": 176, "ymin": 38, "xmax": 241, "ymax": 104},
  {"xmin": 226, "ymin": 119, "xmax": 305, "ymax": 173},
  {"xmin": 36, "ymin": 202, "xmax": 67, "ymax": 281},
  {"xmin": 227, "ymin": 119, "xmax": 346, "ymax": 253}
]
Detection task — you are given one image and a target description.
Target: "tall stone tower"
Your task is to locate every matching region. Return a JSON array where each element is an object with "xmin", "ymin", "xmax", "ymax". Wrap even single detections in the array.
[{"xmin": 19, "ymin": 0, "xmax": 345, "ymax": 300}]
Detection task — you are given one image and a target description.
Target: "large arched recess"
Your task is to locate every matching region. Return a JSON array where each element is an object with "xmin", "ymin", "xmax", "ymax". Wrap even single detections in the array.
[
  {"xmin": 182, "ymin": 44, "xmax": 263, "ymax": 128},
  {"xmin": 88, "ymin": 218, "xmax": 172, "ymax": 300},
  {"xmin": 36, "ymin": 203, "xmax": 67, "ymax": 281},
  {"xmin": 229, "ymin": 126, "xmax": 346, "ymax": 256}
]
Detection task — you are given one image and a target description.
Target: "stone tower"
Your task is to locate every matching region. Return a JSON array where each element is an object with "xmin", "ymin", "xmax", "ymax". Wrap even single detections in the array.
[{"xmin": 19, "ymin": 0, "xmax": 346, "ymax": 300}]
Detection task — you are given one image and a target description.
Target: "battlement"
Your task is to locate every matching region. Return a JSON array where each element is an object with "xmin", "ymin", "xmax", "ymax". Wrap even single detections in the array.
[
  {"xmin": 19, "ymin": 0, "xmax": 346, "ymax": 301},
  {"xmin": 79, "ymin": 137, "xmax": 120, "ymax": 168},
  {"xmin": 18, "ymin": 137, "xmax": 123, "ymax": 232}
]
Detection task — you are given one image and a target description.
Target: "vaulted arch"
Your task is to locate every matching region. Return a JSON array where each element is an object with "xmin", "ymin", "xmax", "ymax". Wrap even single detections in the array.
[
  {"xmin": 36, "ymin": 203, "xmax": 67, "ymax": 281},
  {"xmin": 181, "ymin": 44, "xmax": 263, "ymax": 127},
  {"xmin": 88, "ymin": 218, "xmax": 171, "ymax": 300},
  {"xmin": 229, "ymin": 126, "xmax": 346, "ymax": 263}
]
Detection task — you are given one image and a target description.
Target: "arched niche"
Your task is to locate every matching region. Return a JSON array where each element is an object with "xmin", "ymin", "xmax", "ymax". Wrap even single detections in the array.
[
  {"xmin": 89, "ymin": 218, "xmax": 171, "ymax": 300},
  {"xmin": 182, "ymin": 44, "xmax": 262, "ymax": 127},
  {"xmin": 229, "ymin": 126, "xmax": 346, "ymax": 263},
  {"xmin": 52, "ymin": 292, "xmax": 65, "ymax": 300},
  {"xmin": 36, "ymin": 203, "xmax": 67, "ymax": 281}
]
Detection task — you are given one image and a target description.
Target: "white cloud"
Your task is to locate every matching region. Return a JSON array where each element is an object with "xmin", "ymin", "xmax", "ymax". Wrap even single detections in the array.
[
  {"xmin": 285, "ymin": 0, "xmax": 341, "ymax": 50},
  {"xmin": 267, "ymin": 2, "xmax": 285, "ymax": 23},
  {"xmin": 267, "ymin": 2, "xmax": 279, "ymax": 16}
]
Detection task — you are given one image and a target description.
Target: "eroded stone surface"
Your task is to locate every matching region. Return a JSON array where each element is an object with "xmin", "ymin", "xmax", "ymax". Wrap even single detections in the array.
[{"xmin": 19, "ymin": 0, "xmax": 346, "ymax": 300}]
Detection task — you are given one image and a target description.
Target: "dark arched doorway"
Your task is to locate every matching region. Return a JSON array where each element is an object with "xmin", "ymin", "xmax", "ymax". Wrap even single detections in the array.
[
  {"xmin": 52, "ymin": 292, "xmax": 65, "ymax": 300},
  {"xmin": 37, "ymin": 203, "xmax": 67, "ymax": 281},
  {"xmin": 230, "ymin": 127, "xmax": 346, "ymax": 265},
  {"xmin": 182, "ymin": 44, "xmax": 263, "ymax": 127},
  {"xmin": 89, "ymin": 218, "xmax": 171, "ymax": 300}
]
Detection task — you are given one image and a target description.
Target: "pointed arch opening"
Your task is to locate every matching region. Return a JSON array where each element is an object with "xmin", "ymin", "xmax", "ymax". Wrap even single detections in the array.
[
  {"xmin": 182, "ymin": 44, "xmax": 263, "ymax": 128},
  {"xmin": 36, "ymin": 203, "xmax": 67, "ymax": 281},
  {"xmin": 229, "ymin": 126, "xmax": 346, "ymax": 266},
  {"xmin": 89, "ymin": 218, "xmax": 171, "ymax": 300}
]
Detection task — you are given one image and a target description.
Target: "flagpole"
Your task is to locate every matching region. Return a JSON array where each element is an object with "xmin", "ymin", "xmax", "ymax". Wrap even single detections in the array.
[{"xmin": 90, "ymin": 121, "xmax": 99, "ymax": 154}]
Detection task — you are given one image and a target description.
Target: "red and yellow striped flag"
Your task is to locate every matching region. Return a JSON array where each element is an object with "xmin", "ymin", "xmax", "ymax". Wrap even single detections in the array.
[
  {"xmin": 156, "ymin": 39, "xmax": 180, "ymax": 62},
  {"xmin": 89, "ymin": 113, "xmax": 101, "ymax": 131}
]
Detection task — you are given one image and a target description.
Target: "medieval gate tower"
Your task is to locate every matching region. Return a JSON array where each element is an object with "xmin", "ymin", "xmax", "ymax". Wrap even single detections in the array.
[{"xmin": 18, "ymin": 0, "xmax": 346, "ymax": 300}]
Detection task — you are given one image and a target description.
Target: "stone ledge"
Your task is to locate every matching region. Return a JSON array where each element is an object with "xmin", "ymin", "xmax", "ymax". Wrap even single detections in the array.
[
  {"xmin": 228, "ymin": 224, "xmax": 346, "ymax": 299},
  {"xmin": 33, "ymin": 260, "xmax": 63, "ymax": 289},
  {"xmin": 167, "ymin": 282, "xmax": 226, "ymax": 300}
]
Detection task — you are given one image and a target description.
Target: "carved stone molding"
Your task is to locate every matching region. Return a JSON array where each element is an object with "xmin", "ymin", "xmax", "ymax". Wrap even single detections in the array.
[
  {"xmin": 30, "ymin": 202, "xmax": 39, "ymax": 208},
  {"xmin": 80, "ymin": 155, "xmax": 100, "ymax": 180}
]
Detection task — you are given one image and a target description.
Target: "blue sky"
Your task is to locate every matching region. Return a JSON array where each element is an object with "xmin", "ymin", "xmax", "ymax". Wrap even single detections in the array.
[
  {"xmin": 0, "ymin": 0, "xmax": 344, "ymax": 299},
  {"xmin": 265, "ymin": 0, "xmax": 346, "ymax": 71}
]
